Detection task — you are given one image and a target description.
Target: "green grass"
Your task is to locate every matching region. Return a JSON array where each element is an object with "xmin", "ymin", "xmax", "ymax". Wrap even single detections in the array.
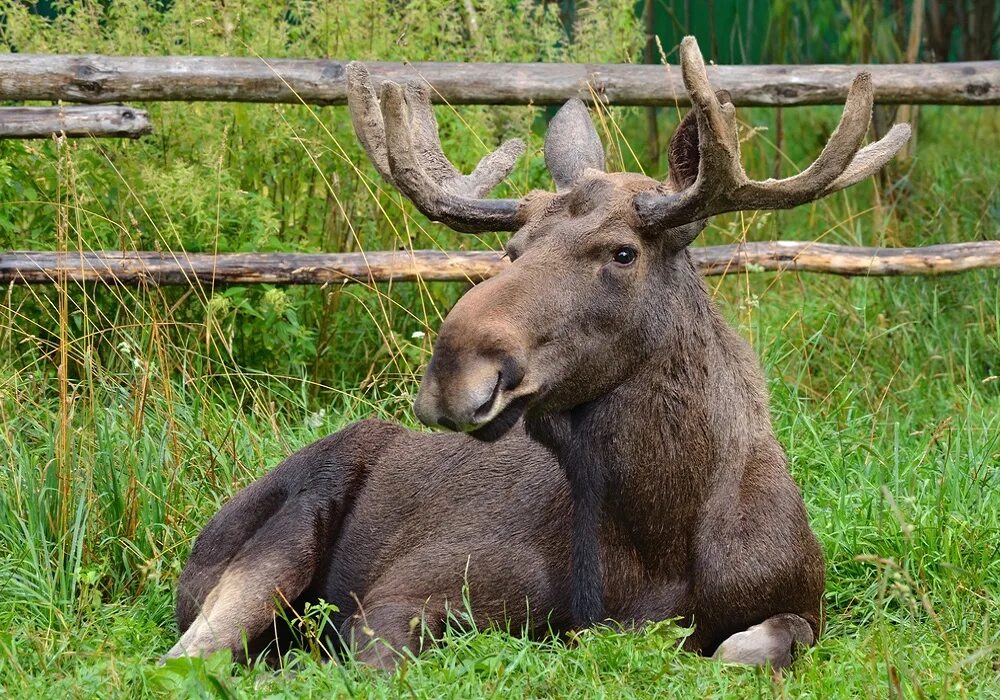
[
  {"xmin": 1, "ymin": 272, "xmax": 997, "ymax": 697},
  {"xmin": 1, "ymin": 1, "xmax": 999, "ymax": 697}
]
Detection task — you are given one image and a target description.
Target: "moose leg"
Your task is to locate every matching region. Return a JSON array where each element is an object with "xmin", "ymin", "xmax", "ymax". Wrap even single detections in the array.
[
  {"xmin": 712, "ymin": 613, "xmax": 815, "ymax": 669},
  {"xmin": 166, "ymin": 421, "xmax": 392, "ymax": 662},
  {"xmin": 335, "ymin": 545, "xmax": 566, "ymax": 670},
  {"xmin": 164, "ymin": 500, "xmax": 323, "ymax": 662}
]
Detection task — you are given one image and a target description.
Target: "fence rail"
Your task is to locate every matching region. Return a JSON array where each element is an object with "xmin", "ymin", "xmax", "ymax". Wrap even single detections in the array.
[
  {"xmin": 0, "ymin": 105, "xmax": 151, "ymax": 139},
  {"xmin": 3, "ymin": 242, "xmax": 998, "ymax": 286},
  {"xmin": 0, "ymin": 55, "xmax": 996, "ymax": 107}
]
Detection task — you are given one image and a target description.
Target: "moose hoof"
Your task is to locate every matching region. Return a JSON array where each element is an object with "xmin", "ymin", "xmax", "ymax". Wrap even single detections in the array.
[
  {"xmin": 712, "ymin": 613, "xmax": 814, "ymax": 669},
  {"xmin": 159, "ymin": 641, "xmax": 194, "ymax": 664}
]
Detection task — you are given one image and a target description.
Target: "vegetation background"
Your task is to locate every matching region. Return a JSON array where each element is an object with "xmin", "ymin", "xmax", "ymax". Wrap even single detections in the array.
[{"xmin": 0, "ymin": 0, "xmax": 997, "ymax": 696}]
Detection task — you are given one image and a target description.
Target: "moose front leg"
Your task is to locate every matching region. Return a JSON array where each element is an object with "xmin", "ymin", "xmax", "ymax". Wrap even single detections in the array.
[
  {"xmin": 712, "ymin": 613, "xmax": 815, "ymax": 669},
  {"xmin": 164, "ymin": 495, "xmax": 327, "ymax": 662}
]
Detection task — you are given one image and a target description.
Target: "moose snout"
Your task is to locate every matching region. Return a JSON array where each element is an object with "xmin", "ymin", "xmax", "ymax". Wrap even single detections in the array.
[
  {"xmin": 415, "ymin": 267, "xmax": 537, "ymax": 433},
  {"xmin": 415, "ymin": 349, "xmax": 526, "ymax": 432}
]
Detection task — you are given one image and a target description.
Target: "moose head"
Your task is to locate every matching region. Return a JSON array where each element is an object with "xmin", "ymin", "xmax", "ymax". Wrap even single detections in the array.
[{"xmin": 347, "ymin": 37, "xmax": 910, "ymax": 435}]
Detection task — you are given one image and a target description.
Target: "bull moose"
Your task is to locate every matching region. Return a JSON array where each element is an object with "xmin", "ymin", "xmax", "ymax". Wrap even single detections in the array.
[{"xmin": 165, "ymin": 37, "xmax": 910, "ymax": 670}]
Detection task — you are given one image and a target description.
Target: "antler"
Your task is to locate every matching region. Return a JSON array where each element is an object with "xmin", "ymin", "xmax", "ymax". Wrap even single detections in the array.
[
  {"xmin": 346, "ymin": 63, "xmax": 526, "ymax": 233},
  {"xmin": 634, "ymin": 36, "xmax": 911, "ymax": 231}
]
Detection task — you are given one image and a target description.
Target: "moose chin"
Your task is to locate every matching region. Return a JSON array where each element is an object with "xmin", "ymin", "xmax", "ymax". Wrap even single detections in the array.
[{"xmin": 164, "ymin": 36, "xmax": 909, "ymax": 670}]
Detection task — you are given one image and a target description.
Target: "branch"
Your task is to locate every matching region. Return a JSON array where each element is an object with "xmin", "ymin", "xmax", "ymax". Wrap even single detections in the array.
[{"xmin": 1, "ymin": 242, "xmax": 997, "ymax": 286}]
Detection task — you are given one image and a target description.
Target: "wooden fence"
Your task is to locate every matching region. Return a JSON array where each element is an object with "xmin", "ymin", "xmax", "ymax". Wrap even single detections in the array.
[
  {"xmin": 1, "ymin": 56, "xmax": 996, "ymax": 108},
  {"xmin": 0, "ymin": 54, "xmax": 997, "ymax": 283}
]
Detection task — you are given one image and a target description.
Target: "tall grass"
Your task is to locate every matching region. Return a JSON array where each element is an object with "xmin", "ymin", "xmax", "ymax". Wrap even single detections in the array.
[{"xmin": 0, "ymin": 1, "xmax": 997, "ymax": 697}]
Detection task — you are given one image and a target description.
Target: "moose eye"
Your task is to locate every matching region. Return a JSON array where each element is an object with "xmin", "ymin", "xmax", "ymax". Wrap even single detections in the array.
[{"xmin": 613, "ymin": 246, "xmax": 638, "ymax": 265}]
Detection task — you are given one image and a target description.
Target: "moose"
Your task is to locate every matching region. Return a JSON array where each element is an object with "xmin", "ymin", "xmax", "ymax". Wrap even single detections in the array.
[{"xmin": 166, "ymin": 37, "xmax": 909, "ymax": 670}]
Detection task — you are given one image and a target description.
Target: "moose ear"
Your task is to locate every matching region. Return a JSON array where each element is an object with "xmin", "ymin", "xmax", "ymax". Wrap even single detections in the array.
[
  {"xmin": 661, "ymin": 110, "xmax": 707, "ymax": 250},
  {"xmin": 665, "ymin": 90, "xmax": 730, "ymax": 191},
  {"xmin": 544, "ymin": 99, "xmax": 605, "ymax": 190},
  {"xmin": 666, "ymin": 106, "xmax": 701, "ymax": 191}
]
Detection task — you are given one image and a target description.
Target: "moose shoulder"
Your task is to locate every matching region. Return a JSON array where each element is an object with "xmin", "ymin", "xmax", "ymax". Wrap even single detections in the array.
[{"xmin": 166, "ymin": 36, "xmax": 909, "ymax": 670}]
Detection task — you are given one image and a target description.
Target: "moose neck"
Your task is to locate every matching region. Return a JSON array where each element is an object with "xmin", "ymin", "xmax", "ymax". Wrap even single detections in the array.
[{"xmin": 525, "ymin": 253, "xmax": 774, "ymax": 626}]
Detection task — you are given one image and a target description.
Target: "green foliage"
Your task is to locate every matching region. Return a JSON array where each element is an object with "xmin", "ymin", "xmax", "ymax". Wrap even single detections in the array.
[{"xmin": 0, "ymin": 1, "xmax": 998, "ymax": 697}]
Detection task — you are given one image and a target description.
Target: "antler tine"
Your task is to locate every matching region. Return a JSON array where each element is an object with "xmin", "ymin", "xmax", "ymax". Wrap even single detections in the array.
[
  {"xmin": 678, "ymin": 37, "xmax": 739, "ymax": 170},
  {"xmin": 466, "ymin": 140, "xmax": 527, "ymax": 198},
  {"xmin": 821, "ymin": 122, "xmax": 912, "ymax": 194},
  {"xmin": 634, "ymin": 36, "xmax": 911, "ymax": 232},
  {"xmin": 401, "ymin": 82, "xmax": 463, "ymax": 185},
  {"xmin": 632, "ymin": 37, "xmax": 748, "ymax": 229},
  {"xmin": 346, "ymin": 62, "xmax": 525, "ymax": 233},
  {"xmin": 346, "ymin": 62, "xmax": 394, "ymax": 183},
  {"xmin": 402, "ymin": 83, "xmax": 526, "ymax": 198}
]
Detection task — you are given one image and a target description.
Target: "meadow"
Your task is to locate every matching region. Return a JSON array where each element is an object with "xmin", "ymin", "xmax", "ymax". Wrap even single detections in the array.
[{"xmin": 0, "ymin": 1, "xmax": 997, "ymax": 697}]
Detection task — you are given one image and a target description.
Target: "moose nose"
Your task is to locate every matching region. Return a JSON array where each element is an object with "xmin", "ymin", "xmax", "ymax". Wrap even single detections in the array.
[{"xmin": 414, "ymin": 353, "xmax": 525, "ymax": 431}]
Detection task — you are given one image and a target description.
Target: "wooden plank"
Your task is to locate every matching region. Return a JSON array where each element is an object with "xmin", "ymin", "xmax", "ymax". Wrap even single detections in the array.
[
  {"xmin": 0, "ymin": 55, "xmax": 995, "ymax": 107},
  {"xmin": 0, "ymin": 105, "xmax": 152, "ymax": 139},
  {"xmin": 2, "ymin": 242, "xmax": 997, "ymax": 286}
]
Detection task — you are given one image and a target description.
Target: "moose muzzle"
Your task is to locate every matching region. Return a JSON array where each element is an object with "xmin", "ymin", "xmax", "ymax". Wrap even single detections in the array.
[
  {"xmin": 415, "ymin": 342, "xmax": 527, "ymax": 432},
  {"xmin": 414, "ymin": 282, "xmax": 531, "ymax": 433}
]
